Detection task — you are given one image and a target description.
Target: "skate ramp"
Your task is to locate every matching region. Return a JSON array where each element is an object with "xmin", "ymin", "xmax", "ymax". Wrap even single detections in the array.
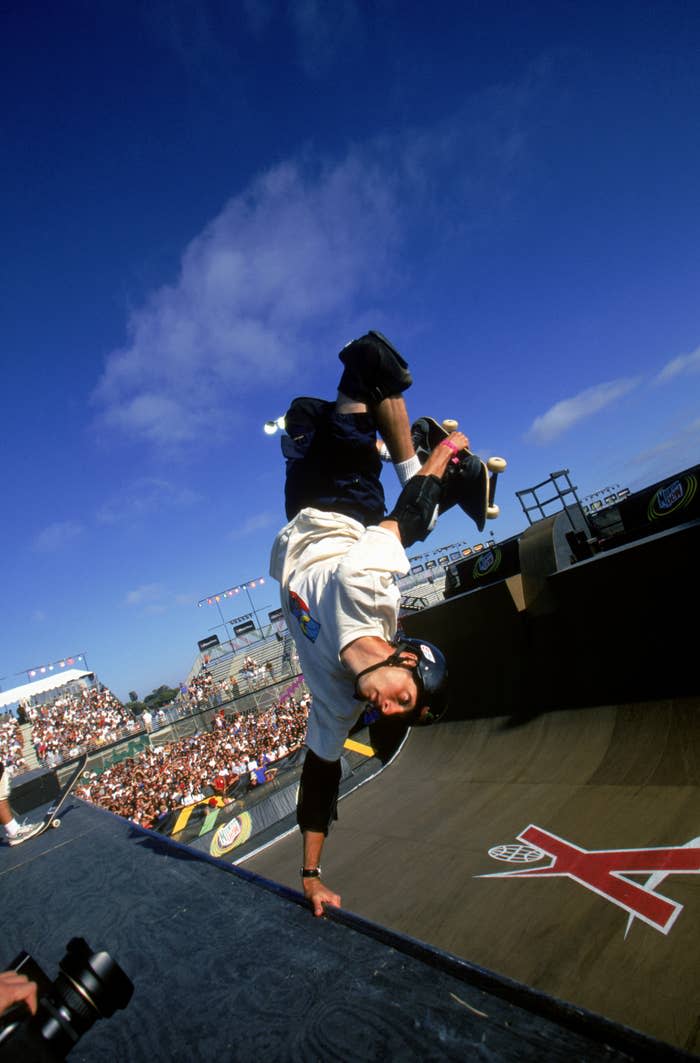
[
  {"xmin": 5, "ymin": 798, "xmax": 690, "ymax": 1062},
  {"xmin": 244, "ymin": 519, "xmax": 700, "ymax": 1053},
  {"xmin": 244, "ymin": 698, "xmax": 699, "ymax": 1052}
]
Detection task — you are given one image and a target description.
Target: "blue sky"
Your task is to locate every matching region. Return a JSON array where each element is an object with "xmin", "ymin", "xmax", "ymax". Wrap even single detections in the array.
[{"xmin": 2, "ymin": 1, "xmax": 699, "ymax": 703}]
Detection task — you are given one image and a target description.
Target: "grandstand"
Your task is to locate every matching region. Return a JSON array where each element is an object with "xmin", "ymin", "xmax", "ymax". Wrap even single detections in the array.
[
  {"xmin": 186, "ymin": 622, "xmax": 298, "ymax": 694},
  {"xmin": 0, "ymin": 664, "xmax": 94, "ymax": 715}
]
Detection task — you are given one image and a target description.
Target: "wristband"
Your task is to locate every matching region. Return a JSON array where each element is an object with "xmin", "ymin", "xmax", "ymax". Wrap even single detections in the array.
[
  {"xmin": 300, "ymin": 867, "xmax": 321, "ymax": 878},
  {"xmin": 439, "ymin": 438, "xmax": 460, "ymax": 464}
]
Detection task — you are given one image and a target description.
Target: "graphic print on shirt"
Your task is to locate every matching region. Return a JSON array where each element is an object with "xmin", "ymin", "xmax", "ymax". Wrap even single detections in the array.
[{"xmin": 289, "ymin": 590, "xmax": 321, "ymax": 642}]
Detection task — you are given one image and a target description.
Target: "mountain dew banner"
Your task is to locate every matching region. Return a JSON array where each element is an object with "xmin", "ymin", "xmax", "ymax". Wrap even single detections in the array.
[{"xmin": 618, "ymin": 463, "xmax": 699, "ymax": 535}]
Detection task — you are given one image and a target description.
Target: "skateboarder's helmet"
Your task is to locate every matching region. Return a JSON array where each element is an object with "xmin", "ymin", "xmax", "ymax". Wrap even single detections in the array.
[
  {"xmin": 394, "ymin": 636, "xmax": 449, "ymax": 725},
  {"xmin": 353, "ymin": 636, "xmax": 448, "ymax": 725}
]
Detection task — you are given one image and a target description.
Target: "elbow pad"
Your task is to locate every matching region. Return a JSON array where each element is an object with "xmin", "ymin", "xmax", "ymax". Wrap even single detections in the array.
[
  {"xmin": 386, "ymin": 474, "xmax": 442, "ymax": 547},
  {"xmin": 297, "ymin": 749, "xmax": 342, "ymax": 835}
]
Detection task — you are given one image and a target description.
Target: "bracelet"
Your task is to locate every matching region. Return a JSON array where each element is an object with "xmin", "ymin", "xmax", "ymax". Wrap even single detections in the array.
[
  {"xmin": 300, "ymin": 867, "xmax": 321, "ymax": 878},
  {"xmin": 439, "ymin": 438, "xmax": 460, "ymax": 463}
]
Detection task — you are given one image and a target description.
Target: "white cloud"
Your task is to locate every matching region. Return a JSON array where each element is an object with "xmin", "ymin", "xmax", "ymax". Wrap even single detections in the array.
[
  {"xmin": 228, "ymin": 510, "xmax": 276, "ymax": 540},
  {"xmin": 623, "ymin": 415, "xmax": 700, "ymax": 486},
  {"xmin": 526, "ymin": 378, "xmax": 640, "ymax": 444},
  {"xmin": 124, "ymin": 582, "xmax": 196, "ymax": 615},
  {"xmin": 93, "ymin": 153, "xmax": 402, "ymax": 449},
  {"xmin": 124, "ymin": 583, "xmax": 163, "ymax": 607},
  {"xmin": 33, "ymin": 520, "xmax": 84, "ymax": 553},
  {"xmin": 94, "ymin": 84, "xmax": 537, "ymax": 452},
  {"xmin": 97, "ymin": 477, "xmax": 198, "ymax": 525},
  {"xmin": 656, "ymin": 345, "xmax": 700, "ymax": 383}
]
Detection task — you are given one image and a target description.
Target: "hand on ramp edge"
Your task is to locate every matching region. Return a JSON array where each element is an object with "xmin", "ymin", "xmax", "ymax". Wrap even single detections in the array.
[{"xmin": 303, "ymin": 877, "xmax": 341, "ymax": 918}]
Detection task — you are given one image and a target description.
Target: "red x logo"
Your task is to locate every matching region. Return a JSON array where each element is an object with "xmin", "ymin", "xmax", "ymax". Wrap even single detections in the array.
[{"xmin": 481, "ymin": 824, "xmax": 700, "ymax": 934}]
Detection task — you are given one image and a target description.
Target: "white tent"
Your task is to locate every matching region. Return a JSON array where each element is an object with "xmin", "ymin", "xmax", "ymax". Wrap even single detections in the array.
[{"xmin": 0, "ymin": 669, "xmax": 91, "ymax": 710}]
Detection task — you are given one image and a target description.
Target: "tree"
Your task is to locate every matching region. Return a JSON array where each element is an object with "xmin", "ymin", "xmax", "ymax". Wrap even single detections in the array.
[{"xmin": 144, "ymin": 685, "xmax": 179, "ymax": 709}]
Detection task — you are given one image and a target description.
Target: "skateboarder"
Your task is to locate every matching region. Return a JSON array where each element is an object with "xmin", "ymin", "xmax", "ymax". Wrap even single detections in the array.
[
  {"xmin": 0, "ymin": 761, "xmax": 40, "ymax": 846},
  {"xmin": 270, "ymin": 331, "xmax": 469, "ymax": 916}
]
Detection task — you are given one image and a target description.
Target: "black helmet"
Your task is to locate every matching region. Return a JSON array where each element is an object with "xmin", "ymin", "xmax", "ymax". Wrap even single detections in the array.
[{"xmin": 353, "ymin": 635, "xmax": 449, "ymax": 725}]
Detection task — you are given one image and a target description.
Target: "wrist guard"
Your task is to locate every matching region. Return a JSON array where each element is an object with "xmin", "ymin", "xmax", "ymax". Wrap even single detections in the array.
[{"xmin": 386, "ymin": 474, "xmax": 442, "ymax": 547}]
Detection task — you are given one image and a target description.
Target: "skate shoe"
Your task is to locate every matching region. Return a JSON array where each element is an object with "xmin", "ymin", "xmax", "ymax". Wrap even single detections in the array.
[
  {"xmin": 8, "ymin": 820, "xmax": 42, "ymax": 845},
  {"xmin": 339, "ymin": 331, "xmax": 412, "ymax": 403}
]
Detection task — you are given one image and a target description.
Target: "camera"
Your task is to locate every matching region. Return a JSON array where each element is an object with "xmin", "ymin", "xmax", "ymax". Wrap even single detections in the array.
[{"xmin": 0, "ymin": 938, "xmax": 133, "ymax": 1062}]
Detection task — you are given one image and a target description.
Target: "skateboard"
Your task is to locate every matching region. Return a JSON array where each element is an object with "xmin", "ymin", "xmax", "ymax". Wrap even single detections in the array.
[
  {"xmin": 11, "ymin": 752, "xmax": 89, "ymax": 843},
  {"xmin": 411, "ymin": 416, "xmax": 506, "ymax": 532}
]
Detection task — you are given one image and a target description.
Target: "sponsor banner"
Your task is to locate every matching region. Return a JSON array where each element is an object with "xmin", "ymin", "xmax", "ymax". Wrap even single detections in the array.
[
  {"xmin": 445, "ymin": 536, "xmax": 520, "ymax": 598},
  {"xmin": 210, "ymin": 812, "xmax": 253, "ymax": 857},
  {"xmin": 619, "ymin": 464, "xmax": 700, "ymax": 535}
]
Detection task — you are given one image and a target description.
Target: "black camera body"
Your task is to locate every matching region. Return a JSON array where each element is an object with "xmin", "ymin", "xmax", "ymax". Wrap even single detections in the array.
[{"xmin": 0, "ymin": 938, "xmax": 133, "ymax": 1062}]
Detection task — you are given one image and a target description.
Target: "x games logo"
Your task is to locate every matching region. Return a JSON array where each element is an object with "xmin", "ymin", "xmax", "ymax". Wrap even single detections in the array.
[{"xmin": 481, "ymin": 825, "xmax": 700, "ymax": 936}]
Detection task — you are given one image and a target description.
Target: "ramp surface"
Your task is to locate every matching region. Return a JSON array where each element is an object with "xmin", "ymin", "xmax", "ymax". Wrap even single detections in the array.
[
  {"xmin": 3, "ymin": 799, "xmax": 684, "ymax": 1062},
  {"xmin": 245, "ymin": 696, "xmax": 700, "ymax": 1054}
]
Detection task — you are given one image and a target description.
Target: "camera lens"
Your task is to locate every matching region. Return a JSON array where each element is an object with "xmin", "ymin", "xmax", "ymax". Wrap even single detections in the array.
[
  {"xmin": 58, "ymin": 938, "xmax": 133, "ymax": 1021},
  {"xmin": 3, "ymin": 939, "xmax": 134, "ymax": 1060}
]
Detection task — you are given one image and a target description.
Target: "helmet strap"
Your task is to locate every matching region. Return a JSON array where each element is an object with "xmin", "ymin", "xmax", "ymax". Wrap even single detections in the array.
[{"xmin": 352, "ymin": 650, "xmax": 418, "ymax": 703}]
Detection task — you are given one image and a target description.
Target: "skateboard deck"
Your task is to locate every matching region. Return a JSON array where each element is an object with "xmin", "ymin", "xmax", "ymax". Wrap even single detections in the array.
[
  {"xmin": 11, "ymin": 752, "xmax": 88, "ymax": 843},
  {"xmin": 411, "ymin": 417, "xmax": 506, "ymax": 532}
]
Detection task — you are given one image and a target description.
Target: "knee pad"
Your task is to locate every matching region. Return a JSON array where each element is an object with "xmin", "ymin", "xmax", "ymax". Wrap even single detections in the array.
[
  {"xmin": 297, "ymin": 749, "xmax": 341, "ymax": 835},
  {"xmin": 386, "ymin": 474, "xmax": 442, "ymax": 547},
  {"xmin": 338, "ymin": 330, "xmax": 412, "ymax": 404}
]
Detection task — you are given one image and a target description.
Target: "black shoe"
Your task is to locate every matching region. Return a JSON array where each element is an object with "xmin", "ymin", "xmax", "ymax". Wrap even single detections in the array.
[{"xmin": 339, "ymin": 331, "xmax": 412, "ymax": 403}]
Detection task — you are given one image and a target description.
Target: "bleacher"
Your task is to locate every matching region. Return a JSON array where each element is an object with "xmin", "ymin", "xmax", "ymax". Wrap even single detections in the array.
[
  {"xmin": 190, "ymin": 573, "xmax": 448, "ymax": 687},
  {"xmin": 398, "ymin": 569, "xmax": 447, "ymax": 613},
  {"xmin": 188, "ymin": 629, "xmax": 298, "ymax": 694},
  {"xmin": 194, "ymin": 645, "xmax": 237, "ymax": 686}
]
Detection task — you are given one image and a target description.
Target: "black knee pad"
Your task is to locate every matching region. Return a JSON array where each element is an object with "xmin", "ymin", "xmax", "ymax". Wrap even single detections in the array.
[
  {"xmin": 338, "ymin": 330, "xmax": 412, "ymax": 404},
  {"xmin": 387, "ymin": 474, "xmax": 442, "ymax": 547},
  {"xmin": 297, "ymin": 749, "xmax": 342, "ymax": 835}
]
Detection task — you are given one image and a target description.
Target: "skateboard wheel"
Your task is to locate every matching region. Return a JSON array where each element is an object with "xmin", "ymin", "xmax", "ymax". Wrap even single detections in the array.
[
  {"xmin": 487, "ymin": 504, "xmax": 500, "ymax": 519},
  {"xmin": 487, "ymin": 456, "xmax": 507, "ymax": 473},
  {"xmin": 51, "ymin": 819, "xmax": 61, "ymax": 829},
  {"xmin": 441, "ymin": 418, "xmax": 459, "ymax": 433}
]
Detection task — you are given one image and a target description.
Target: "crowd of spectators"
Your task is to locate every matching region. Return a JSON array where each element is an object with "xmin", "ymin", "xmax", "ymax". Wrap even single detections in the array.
[
  {"xmin": 23, "ymin": 685, "xmax": 139, "ymax": 765},
  {"xmin": 0, "ymin": 713, "xmax": 26, "ymax": 773},
  {"xmin": 75, "ymin": 692, "xmax": 311, "ymax": 828},
  {"xmin": 176, "ymin": 669, "xmax": 220, "ymax": 712}
]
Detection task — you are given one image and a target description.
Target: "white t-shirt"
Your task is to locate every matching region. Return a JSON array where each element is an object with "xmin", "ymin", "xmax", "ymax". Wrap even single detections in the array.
[{"xmin": 269, "ymin": 508, "xmax": 410, "ymax": 760}]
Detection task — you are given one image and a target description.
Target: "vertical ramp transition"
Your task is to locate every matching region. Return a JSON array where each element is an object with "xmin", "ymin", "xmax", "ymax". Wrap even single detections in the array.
[{"xmin": 1, "ymin": 799, "xmax": 695, "ymax": 1062}]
